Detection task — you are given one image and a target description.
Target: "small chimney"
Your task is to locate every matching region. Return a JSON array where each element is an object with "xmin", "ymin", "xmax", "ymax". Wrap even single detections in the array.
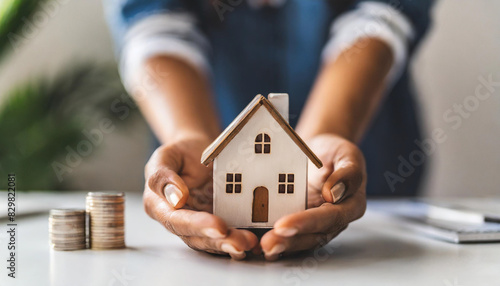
[{"xmin": 268, "ymin": 93, "xmax": 289, "ymax": 123}]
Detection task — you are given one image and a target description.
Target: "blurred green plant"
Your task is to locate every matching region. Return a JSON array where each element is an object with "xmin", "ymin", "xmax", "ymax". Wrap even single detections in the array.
[
  {"xmin": 0, "ymin": 0, "xmax": 44, "ymax": 61},
  {"xmin": 0, "ymin": 1, "xmax": 136, "ymax": 190}
]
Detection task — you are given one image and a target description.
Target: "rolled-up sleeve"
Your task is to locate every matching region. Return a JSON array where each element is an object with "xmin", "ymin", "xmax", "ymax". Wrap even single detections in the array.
[
  {"xmin": 103, "ymin": 0, "xmax": 210, "ymax": 91},
  {"xmin": 322, "ymin": 0, "xmax": 434, "ymax": 87}
]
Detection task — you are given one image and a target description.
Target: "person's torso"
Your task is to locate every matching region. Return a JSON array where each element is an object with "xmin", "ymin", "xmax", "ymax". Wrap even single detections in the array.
[{"xmin": 194, "ymin": 0, "xmax": 339, "ymax": 127}]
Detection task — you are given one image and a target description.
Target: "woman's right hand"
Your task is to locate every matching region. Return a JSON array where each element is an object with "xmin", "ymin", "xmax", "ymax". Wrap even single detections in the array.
[{"xmin": 143, "ymin": 134, "xmax": 259, "ymax": 259}]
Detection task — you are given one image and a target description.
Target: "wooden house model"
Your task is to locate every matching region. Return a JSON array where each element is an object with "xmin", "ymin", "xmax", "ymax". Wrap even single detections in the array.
[{"xmin": 201, "ymin": 94, "xmax": 323, "ymax": 228}]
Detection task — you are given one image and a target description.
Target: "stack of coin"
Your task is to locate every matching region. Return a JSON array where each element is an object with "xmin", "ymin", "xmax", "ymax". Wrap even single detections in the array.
[
  {"xmin": 86, "ymin": 192, "xmax": 125, "ymax": 249},
  {"xmin": 49, "ymin": 209, "xmax": 87, "ymax": 251}
]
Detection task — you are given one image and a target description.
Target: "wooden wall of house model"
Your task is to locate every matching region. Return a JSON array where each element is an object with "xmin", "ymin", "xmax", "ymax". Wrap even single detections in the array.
[{"xmin": 201, "ymin": 93, "xmax": 323, "ymax": 228}]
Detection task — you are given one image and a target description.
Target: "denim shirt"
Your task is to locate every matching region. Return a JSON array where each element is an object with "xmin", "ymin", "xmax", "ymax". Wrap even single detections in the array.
[{"xmin": 104, "ymin": 0, "xmax": 434, "ymax": 196}]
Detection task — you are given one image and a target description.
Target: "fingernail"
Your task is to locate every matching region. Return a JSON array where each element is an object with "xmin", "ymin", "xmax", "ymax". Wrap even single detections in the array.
[
  {"xmin": 275, "ymin": 227, "xmax": 298, "ymax": 237},
  {"xmin": 331, "ymin": 182, "xmax": 346, "ymax": 203},
  {"xmin": 202, "ymin": 228, "xmax": 226, "ymax": 239},
  {"xmin": 265, "ymin": 244, "xmax": 286, "ymax": 257},
  {"xmin": 221, "ymin": 243, "xmax": 244, "ymax": 259},
  {"xmin": 164, "ymin": 184, "xmax": 182, "ymax": 207}
]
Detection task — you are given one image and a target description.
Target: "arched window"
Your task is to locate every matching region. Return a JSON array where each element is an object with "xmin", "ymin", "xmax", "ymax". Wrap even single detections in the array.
[{"xmin": 255, "ymin": 133, "xmax": 271, "ymax": 154}]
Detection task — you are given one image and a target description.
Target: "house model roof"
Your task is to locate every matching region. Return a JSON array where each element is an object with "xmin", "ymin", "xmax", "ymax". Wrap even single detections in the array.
[{"xmin": 201, "ymin": 94, "xmax": 323, "ymax": 168}]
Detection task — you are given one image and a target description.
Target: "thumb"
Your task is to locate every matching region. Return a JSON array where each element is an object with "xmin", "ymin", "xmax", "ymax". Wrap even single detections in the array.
[
  {"xmin": 146, "ymin": 145, "xmax": 190, "ymax": 209},
  {"xmin": 147, "ymin": 167, "xmax": 190, "ymax": 209},
  {"xmin": 321, "ymin": 163, "xmax": 363, "ymax": 204}
]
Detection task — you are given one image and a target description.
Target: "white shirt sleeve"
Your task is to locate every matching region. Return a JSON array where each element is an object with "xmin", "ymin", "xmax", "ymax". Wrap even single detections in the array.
[
  {"xmin": 322, "ymin": 1, "xmax": 415, "ymax": 88},
  {"xmin": 119, "ymin": 12, "xmax": 211, "ymax": 91}
]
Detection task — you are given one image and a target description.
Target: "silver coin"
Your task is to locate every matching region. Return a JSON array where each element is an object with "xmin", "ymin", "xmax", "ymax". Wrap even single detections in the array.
[{"xmin": 50, "ymin": 209, "xmax": 86, "ymax": 216}]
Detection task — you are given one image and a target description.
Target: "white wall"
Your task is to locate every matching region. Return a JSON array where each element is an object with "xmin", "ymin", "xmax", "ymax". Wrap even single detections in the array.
[
  {"xmin": 413, "ymin": 1, "xmax": 500, "ymax": 197},
  {"xmin": 0, "ymin": 0, "xmax": 150, "ymax": 192},
  {"xmin": 0, "ymin": 0, "xmax": 498, "ymax": 196},
  {"xmin": 0, "ymin": 0, "xmax": 114, "ymax": 96}
]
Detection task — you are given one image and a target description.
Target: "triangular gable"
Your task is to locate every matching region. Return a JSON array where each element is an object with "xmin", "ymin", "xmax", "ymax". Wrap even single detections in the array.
[{"xmin": 201, "ymin": 95, "xmax": 323, "ymax": 168}]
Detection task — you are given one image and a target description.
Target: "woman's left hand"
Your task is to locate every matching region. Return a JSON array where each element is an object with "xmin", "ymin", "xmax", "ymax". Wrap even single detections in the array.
[{"xmin": 260, "ymin": 133, "xmax": 367, "ymax": 260}]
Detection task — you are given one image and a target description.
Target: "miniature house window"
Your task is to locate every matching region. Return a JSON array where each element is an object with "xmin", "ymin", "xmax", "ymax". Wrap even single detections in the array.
[
  {"xmin": 226, "ymin": 173, "xmax": 242, "ymax": 193},
  {"xmin": 278, "ymin": 173, "xmax": 294, "ymax": 194},
  {"xmin": 255, "ymin": 133, "xmax": 271, "ymax": 154}
]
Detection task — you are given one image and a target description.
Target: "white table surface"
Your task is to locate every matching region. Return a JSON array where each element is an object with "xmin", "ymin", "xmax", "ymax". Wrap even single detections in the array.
[{"xmin": 0, "ymin": 191, "xmax": 499, "ymax": 286}]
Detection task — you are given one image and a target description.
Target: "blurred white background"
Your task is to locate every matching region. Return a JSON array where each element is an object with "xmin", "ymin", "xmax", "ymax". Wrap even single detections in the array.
[{"xmin": 0, "ymin": 0, "xmax": 499, "ymax": 196}]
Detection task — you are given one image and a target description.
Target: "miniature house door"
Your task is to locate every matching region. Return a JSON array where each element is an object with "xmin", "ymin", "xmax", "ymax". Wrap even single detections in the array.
[{"xmin": 252, "ymin": 187, "xmax": 268, "ymax": 222}]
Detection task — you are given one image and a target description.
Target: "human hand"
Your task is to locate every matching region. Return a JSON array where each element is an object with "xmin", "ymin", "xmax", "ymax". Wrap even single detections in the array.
[
  {"xmin": 260, "ymin": 134, "xmax": 367, "ymax": 260},
  {"xmin": 143, "ymin": 134, "xmax": 258, "ymax": 259}
]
